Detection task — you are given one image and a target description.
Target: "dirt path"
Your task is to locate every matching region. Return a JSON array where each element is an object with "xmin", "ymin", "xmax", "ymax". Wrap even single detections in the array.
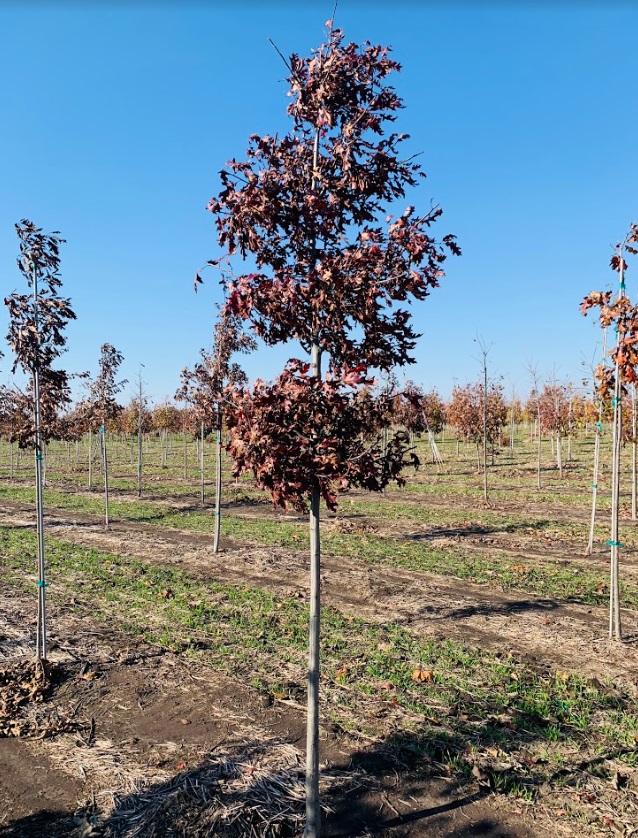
[{"xmin": 3, "ymin": 500, "xmax": 638, "ymax": 696}]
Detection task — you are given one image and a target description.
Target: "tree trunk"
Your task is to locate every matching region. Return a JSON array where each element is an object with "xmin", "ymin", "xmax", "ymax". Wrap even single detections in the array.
[
  {"xmin": 482, "ymin": 366, "xmax": 488, "ymax": 504},
  {"xmin": 213, "ymin": 417, "xmax": 222, "ymax": 554},
  {"xmin": 31, "ymin": 261, "xmax": 48, "ymax": 661},
  {"xmin": 305, "ymin": 123, "xmax": 322, "ymax": 838},
  {"xmin": 632, "ymin": 386, "xmax": 637, "ymax": 521},
  {"xmin": 200, "ymin": 421, "xmax": 205, "ymax": 507},
  {"xmin": 138, "ymin": 396, "xmax": 143, "ymax": 499},
  {"xmin": 100, "ymin": 427, "xmax": 110, "ymax": 530},
  {"xmin": 536, "ymin": 414, "xmax": 542, "ymax": 490},
  {"xmin": 609, "ymin": 262, "xmax": 624, "ymax": 641},
  {"xmin": 609, "ymin": 387, "xmax": 622, "ymax": 640},
  {"xmin": 34, "ymin": 377, "xmax": 47, "ymax": 661},
  {"xmin": 305, "ymin": 340, "xmax": 322, "ymax": 838},
  {"xmin": 556, "ymin": 432, "xmax": 563, "ymax": 478},
  {"xmin": 586, "ymin": 421, "xmax": 601, "ymax": 555},
  {"xmin": 88, "ymin": 428, "xmax": 93, "ymax": 490}
]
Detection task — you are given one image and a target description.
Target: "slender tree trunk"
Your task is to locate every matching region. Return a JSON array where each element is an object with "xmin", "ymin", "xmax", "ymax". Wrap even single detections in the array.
[
  {"xmin": 632, "ymin": 385, "xmax": 637, "ymax": 521},
  {"xmin": 30, "ymin": 262, "xmax": 48, "ymax": 661},
  {"xmin": 100, "ymin": 426, "xmax": 110, "ymax": 530},
  {"xmin": 138, "ymin": 427, "xmax": 143, "ymax": 499},
  {"xmin": 456, "ymin": 438, "xmax": 460, "ymax": 458},
  {"xmin": 34, "ymin": 374, "xmax": 47, "ymax": 661},
  {"xmin": 138, "ymin": 380, "xmax": 143, "ymax": 498},
  {"xmin": 609, "ymin": 262, "xmax": 624, "ymax": 641},
  {"xmin": 9, "ymin": 440, "xmax": 13, "ymax": 481},
  {"xmin": 183, "ymin": 426, "xmax": 188, "ymax": 480},
  {"xmin": 556, "ymin": 431, "xmax": 563, "ymax": 477},
  {"xmin": 200, "ymin": 421, "xmax": 205, "ymax": 507},
  {"xmin": 213, "ymin": 415, "xmax": 222, "ymax": 554},
  {"xmin": 482, "ymin": 366, "xmax": 488, "ymax": 504},
  {"xmin": 587, "ymin": 421, "xmax": 602, "ymax": 555},
  {"xmin": 306, "ymin": 341, "xmax": 322, "ymax": 838},
  {"xmin": 536, "ymin": 413, "xmax": 542, "ymax": 490},
  {"xmin": 610, "ymin": 385, "xmax": 622, "ymax": 640},
  {"xmin": 88, "ymin": 428, "xmax": 93, "ymax": 490},
  {"xmin": 305, "ymin": 126, "xmax": 322, "ymax": 838}
]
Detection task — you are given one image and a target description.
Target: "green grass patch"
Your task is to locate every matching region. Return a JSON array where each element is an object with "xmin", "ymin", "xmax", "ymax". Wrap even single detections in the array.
[
  {"xmin": 1, "ymin": 523, "xmax": 637, "ymax": 802},
  {"xmin": 0, "ymin": 483, "xmax": 632, "ymax": 608}
]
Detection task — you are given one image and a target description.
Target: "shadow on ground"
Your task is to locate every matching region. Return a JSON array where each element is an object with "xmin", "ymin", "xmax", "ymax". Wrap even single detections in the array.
[{"xmin": 0, "ymin": 732, "xmax": 536, "ymax": 838}]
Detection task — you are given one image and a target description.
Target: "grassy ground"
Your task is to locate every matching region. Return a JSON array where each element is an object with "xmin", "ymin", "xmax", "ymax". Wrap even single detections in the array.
[
  {"xmin": 2, "ymin": 523, "xmax": 637, "ymax": 810},
  {"xmin": 2, "ymin": 427, "xmax": 638, "ymax": 833}
]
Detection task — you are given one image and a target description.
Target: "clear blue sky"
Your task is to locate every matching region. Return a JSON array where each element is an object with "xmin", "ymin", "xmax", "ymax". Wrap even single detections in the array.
[{"xmin": 1, "ymin": 1, "xmax": 636, "ymax": 404}]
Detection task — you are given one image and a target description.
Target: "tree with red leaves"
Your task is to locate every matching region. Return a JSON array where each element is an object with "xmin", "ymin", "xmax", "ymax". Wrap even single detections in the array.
[
  {"xmin": 4, "ymin": 220, "xmax": 76, "ymax": 660},
  {"xmin": 447, "ymin": 383, "xmax": 505, "ymax": 460},
  {"xmin": 82, "ymin": 344, "xmax": 126, "ymax": 530},
  {"xmin": 205, "ymin": 24, "xmax": 458, "ymax": 834},
  {"xmin": 538, "ymin": 380, "xmax": 570, "ymax": 477},
  {"xmin": 393, "ymin": 382, "xmax": 445, "ymax": 438},
  {"xmin": 176, "ymin": 307, "xmax": 255, "ymax": 551}
]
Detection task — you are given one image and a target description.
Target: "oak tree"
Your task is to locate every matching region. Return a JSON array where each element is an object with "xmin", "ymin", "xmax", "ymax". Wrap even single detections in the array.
[
  {"xmin": 83, "ymin": 344, "xmax": 126, "ymax": 529},
  {"xmin": 205, "ymin": 24, "xmax": 458, "ymax": 834},
  {"xmin": 4, "ymin": 220, "xmax": 76, "ymax": 659},
  {"xmin": 581, "ymin": 222, "xmax": 638, "ymax": 640},
  {"xmin": 176, "ymin": 307, "xmax": 254, "ymax": 550}
]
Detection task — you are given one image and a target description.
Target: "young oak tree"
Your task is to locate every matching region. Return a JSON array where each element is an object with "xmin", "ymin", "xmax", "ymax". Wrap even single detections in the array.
[
  {"xmin": 4, "ymin": 220, "xmax": 76, "ymax": 660},
  {"xmin": 447, "ymin": 382, "xmax": 505, "ymax": 474},
  {"xmin": 581, "ymin": 223, "xmax": 638, "ymax": 640},
  {"xmin": 392, "ymin": 383, "xmax": 444, "ymax": 465},
  {"xmin": 538, "ymin": 380, "xmax": 570, "ymax": 477},
  {"xmin": 82, "ymin": 344, "xmax": 126, "ymax": 530},
  {"xmin": 176, "ymin": 306, "xmax": 255, "ymax": 551},
  {"xmin": 204, "ymin": 25, "xmax": 459, "ymax": 835}
]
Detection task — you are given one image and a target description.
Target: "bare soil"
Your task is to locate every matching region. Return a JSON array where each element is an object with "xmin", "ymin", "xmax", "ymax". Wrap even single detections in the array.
[{"xmin": 0, "ymin": 589, "xmax": 542, "ymax": 838}]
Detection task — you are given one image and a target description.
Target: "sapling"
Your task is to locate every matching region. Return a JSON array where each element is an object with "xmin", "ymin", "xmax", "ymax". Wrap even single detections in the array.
[
  {"xmin": 177, "ymin": 307, "xmax": 254, "ymax": 550},
  {"xmin": 539, "ymin": 379, "xmax": 570, "ymax": 478},
  {"xmin": 85, "ymin": 344, "xmax": 126, "ymax": 529},
  {"xmin": 4, "ymin": 220, "xmax": 75, "ymax": 660},
  {"xmin": 581, "ymin": 223, "xmax": 638, "ymax": 640},
  {"xmin": 206, "ymin": 24, "xmax": 458, "ymax": 834},
  {"xmin": 526, "ymin": 364, "xmax": 543, "ymax": 489}
]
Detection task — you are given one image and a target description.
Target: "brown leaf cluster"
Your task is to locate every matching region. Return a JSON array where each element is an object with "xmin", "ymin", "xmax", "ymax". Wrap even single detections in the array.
[
  {"xmin": 0, "ymin": 659, "xmax": 75, "ymax": 739},
  {"xmin": 392, "ymin": 382, "xmax": 445, "ymax": 435},
  {"xmin": 225, "ymin": 361, "xmax": 413, "ymax": 512},
  {"xmin": 206, "ymin": 29, "xmax": 459, "ymax": 373},
  {"xmin": 3, "ymin": 220, "xmax": 76, "ymax": 448},
  {"xmin": 581, "ymin": 224, "xmax": 638, "ymax": 400},
  {"xmin": 447, "ymin": 382, "xmax": 507, "ymax": 444}
]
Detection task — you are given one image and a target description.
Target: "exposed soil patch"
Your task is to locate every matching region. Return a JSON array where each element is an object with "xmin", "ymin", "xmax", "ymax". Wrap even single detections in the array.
[{"xmin": 0, "ymin": 590, "xmax": 544, "ymax": 837}]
